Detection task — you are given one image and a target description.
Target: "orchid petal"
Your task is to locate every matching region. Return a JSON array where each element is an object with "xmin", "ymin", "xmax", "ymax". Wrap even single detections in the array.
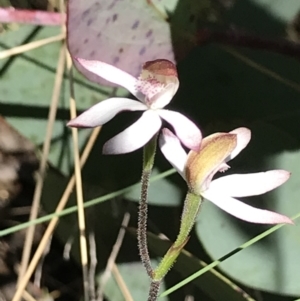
[
  {"xmin": 227, "ymin": 127, "xmax": 251, "ymax": 161},
  {"xmin": 67, "ymin": 98, "xmax": 147, "ymax": 128},
  {"xmin": 75, "ymin": 58, "xmax": 145, "ymax": 101},
  {"xmin": 103, "ymin": 110, "xmax": 162, "ymax": 154},
  {"xmin": 158, "ymin": 110, "xmax": 202, "ymax": 151},
  {"xmin": 202, "ymin": 190, "xmax": 293, "ymax": 224},
  {"xmin": 209, "ymin": 170, "xmax": 290, "ymax": 197},
  {"xmin": 159, "ymin": 128, "xmax": 188, "ymax": 179}
]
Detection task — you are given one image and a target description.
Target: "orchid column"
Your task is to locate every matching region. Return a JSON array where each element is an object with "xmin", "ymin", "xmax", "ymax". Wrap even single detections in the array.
[{"xmin": 67, "ymin": 59, "xmax": 201, "ymax": 278}]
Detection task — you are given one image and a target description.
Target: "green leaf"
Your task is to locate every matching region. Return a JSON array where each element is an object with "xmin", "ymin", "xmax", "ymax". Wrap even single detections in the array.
[
  {"xmin": 67, "ymin": 0, "xmax": 226, "ymax": 84},
  {"xmin": 67, "ymin": 0, "xmax": 174, "ymax": 84},
  {"xmin": 196, "ymin": 121, "xmax": 300, "ymax": 296}
]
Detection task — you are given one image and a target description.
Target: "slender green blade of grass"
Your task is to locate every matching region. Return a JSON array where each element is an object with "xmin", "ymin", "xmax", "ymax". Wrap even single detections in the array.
[
  {"xmin": 0, "ymin": 168, "xmax": 175, "ymax": 237},
  {"xmin": 161, "ymin": 212, "xmax": 300, "ymax": 298}
]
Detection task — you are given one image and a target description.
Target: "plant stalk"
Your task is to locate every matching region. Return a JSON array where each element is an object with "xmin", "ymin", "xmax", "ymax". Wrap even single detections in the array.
[
  {"xmin": 153, "ymin": 192, "xmax": 202, "ymax": 281},
  {"xmin": 138, "ymin": 135, "xmax": 158, "ymax": 278}
]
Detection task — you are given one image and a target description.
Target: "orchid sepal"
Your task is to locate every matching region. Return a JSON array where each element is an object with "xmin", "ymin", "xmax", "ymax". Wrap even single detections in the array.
[
  {"xmin": 75, "ymin": 58, "xmax": 145, "ymax": 101},
  {"xmin": 202, "ymin": 190, "xmax": 293, "ymax": 224},
  {"xmin": 67, "ymin": 97, "xmax": 147, "ymax": 128}
]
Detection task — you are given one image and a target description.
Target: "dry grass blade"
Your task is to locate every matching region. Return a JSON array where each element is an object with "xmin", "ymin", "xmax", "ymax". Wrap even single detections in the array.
[
  {"xmin": 23, "ymin": 291, "xmax": 37, "ymax": 301},
  {"xmin": 97, "ymin": 212, "xmax": 131, "ymax": 301},
  {"xmin": 66, "ymin": 51, "xmax": 89, "ymax": 301},
  {"xmin": 5, "ymin": 2, "xmax": 102, "ymax": 298},
  {"xmin": 0, "ymin": 34, "xmax": 65, "ymax": 60},
  {"xmin": 13, "ymin": 1, "xmax": 67, "ymax": 298},
  {"xmin": 9, "ymin": 206, "xmax": 32, "ymax": 216},
  {"xmin": 112, "ymin": 264, "xmax": 134, "ymax": 301},
  {"xmin": 34, "ymin": 234, "xmax": 53, "ymax": 288},
  {"xmin": 17, "ymin": 40, "xmax": 66, "ymax": 287},
  {"xmin": 12, "ymin": 125, "xmax": 102, "ymax": 301}
]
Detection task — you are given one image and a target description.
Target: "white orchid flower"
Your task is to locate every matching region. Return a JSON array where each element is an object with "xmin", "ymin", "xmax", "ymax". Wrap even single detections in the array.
[
  {"xmin": 159, "ymin": 127, "xmax": 293, "ymax": 224},
  {"xmin": 67, "ymin": 58, "xmax": 201, "ymax": 154}
]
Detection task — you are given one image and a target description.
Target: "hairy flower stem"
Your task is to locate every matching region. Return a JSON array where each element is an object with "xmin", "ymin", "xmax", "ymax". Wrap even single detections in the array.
[
  {"xmin": 153, "ymin": 192, "xmax": 202, "ymax": 281},
  {"xmin": 147, "ymin": 280, "xmax": 161, "ymax": 301},
  {"xmin": 138, "ymin": 135, "xmax": 158, "ymax": 278}
]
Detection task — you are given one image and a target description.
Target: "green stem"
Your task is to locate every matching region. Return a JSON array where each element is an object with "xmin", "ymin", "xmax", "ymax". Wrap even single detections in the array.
[
  {"xmin": 153, "ymin": 192, "xmax": 202, "ymax": 281},
  {"xmin": 138, "ymin": 135, "xmax": 157, "ymax": 278}
]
